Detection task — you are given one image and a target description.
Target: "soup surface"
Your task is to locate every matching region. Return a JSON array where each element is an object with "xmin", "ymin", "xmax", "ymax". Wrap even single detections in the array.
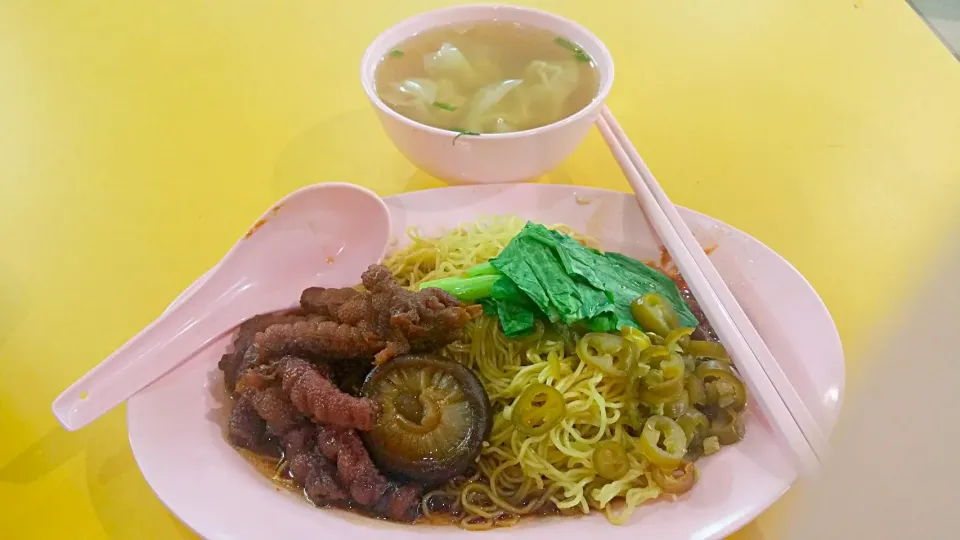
[{"xmin": 375, "ymin": 21, "xmax": 600, "ymax": 134}]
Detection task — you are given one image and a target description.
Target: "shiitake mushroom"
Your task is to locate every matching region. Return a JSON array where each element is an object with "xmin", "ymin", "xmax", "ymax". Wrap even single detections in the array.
[{"xmin": 360, "ymin": 354, "xmax": 492, "ymax": 485}]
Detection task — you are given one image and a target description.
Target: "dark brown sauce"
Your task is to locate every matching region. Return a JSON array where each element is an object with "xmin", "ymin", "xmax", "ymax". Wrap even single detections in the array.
[
  {"xmin": 222, "ymin": 396, "xmax": 564, "ymax": 529},
  {"xmin": 220, "ymin": 385, "xmax": 424, "ymax": 523},
  {"xmin": 415, "ymin": 482, "xmax": 570, "ymax": 528}
]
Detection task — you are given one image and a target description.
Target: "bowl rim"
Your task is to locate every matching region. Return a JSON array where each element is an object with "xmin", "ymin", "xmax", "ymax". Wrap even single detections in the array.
[{"xmin": 360, "ymin": 4, "xmax": 615, "ymax": 140}]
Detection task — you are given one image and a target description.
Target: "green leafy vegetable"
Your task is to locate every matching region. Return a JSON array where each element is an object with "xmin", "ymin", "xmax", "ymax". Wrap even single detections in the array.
[
  {"xmin": 418, "ymin": 222, "xmax": 697, "ymax": 337},
  {"xmin": 490, "ymin": 278, "xmax": 540, "ymax": 336},
  {"xmin": 389, "ymin": 49, "xmax": 405, "ymax": 58},
  {"xmin": 432, "ymin": 101, "xmax": 458, "ymax": 112},
  {"xmin": 491, "ymin": 223, "xmax": 614, "ymax": 327}
]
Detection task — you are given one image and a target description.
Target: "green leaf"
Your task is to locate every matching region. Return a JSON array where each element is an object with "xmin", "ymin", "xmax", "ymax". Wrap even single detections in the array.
[
  {"xmin": 484, "ymin": 222, "xmax": 697, "ymax": 336},
  {"xmin": 586, "ymin": 312, "xmax": 618, "ymax": 333},
  {"xmin": 490, "ymin": 277, "xmax": 540, "ymax": 336},
  {"xmin": 491, "ymin": 227, "xmax": 614, "ymax": 325},
  {"xmin": 440, "ymin": 222, "xmax": 698, "ymax": 338},
  {"xmin": 600, "ymin": 252, "xmax": 699, "ymax": 329},
  {"xmin": 479, "ymin": 298, "xmax": 498, "ymax": 317}
]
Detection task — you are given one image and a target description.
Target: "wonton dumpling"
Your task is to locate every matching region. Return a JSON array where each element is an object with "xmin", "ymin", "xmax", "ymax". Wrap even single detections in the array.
[
  {"xmin": 380, "ymin": 77, "xmax": 472, "ymax": 130},
  {"xmin": 380, "ymin": 78, "xmax": 437, "ymax": 109},
  {"xmin": 514, "ymin": 60, "xmax": 581, "ymax": 127},
  {"xmin": 379, "ymin": 78, "xmax": 440, "ymax": 126},
  {"xmin": 435, "ymin": 78, "xmax": 468, "ymax": 110},
  {"xmin": 424, "ymin": 43, "xmax": 481, "ymax": 89},
  {"xmin": 462, "ymin": 79, "xmax": 524, "ymax": 133}
]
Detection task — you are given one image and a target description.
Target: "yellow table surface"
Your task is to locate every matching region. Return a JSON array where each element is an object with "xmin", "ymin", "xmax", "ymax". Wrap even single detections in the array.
[{"xmin": 1, "ymin": 1, "xmax": 958, "ymax": 538}]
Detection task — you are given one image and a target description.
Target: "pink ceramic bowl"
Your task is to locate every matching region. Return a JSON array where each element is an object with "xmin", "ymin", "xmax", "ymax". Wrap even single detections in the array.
[{"xmin": 360, "ymin": 4, "xmax": 615, "ymax": 184}]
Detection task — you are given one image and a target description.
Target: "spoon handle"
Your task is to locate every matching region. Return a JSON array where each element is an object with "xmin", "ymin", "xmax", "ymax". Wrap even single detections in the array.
[{"xmin": 52, "ymin": 278, "xmax": 254, "ymax": 431}]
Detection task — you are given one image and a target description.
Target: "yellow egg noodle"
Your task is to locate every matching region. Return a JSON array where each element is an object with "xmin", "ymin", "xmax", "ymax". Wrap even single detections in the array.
[{"xmin": 384, "ymin": 216, "xmax": 742, "ymax": 529}]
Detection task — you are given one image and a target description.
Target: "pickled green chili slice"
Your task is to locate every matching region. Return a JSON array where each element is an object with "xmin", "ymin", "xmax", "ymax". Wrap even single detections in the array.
[
  {"xmin": 695, "ymin": 359, "xmax": 734, "ymax": 375},
  {"xmin": 685, "ymin": 373, "xmax": 707, "ymax": 406},
  {"xmin": 651, "ymin": 460, "xmax": 696, "ymax": 494},
  {"xmin": 643, "ymin": 353, "xmax": 685, "ymax": 398},
  {"xmin": 696, "ymin": 360, "xmax": 747, "ymax": 411},
  {"xmin": 628, "ymin": 356, "xmax": 652, "ymax": 381},
  {"xmin": 630, "ymin": 293, "xmax": 680, "ymax": 337},
  {"xmin": 664, "ymin": 327, "xmax": 695, "ymax": 352},
  {"xmin": 709, "ymin": 408, "xmax": 745, "ymax": 445},
  {"xmin": 663, "ymin": 389, "xmax": 690, "ymax": 419},
  {"xmin": 661, "ymin": 353, "xmax": 685, "ymax": 380},
  {"xmin": 639, "ymin": 415, "xmax": 687, "ymax": 469},
  {"xmin": 676, "ymin": 409, "xmax": 710, "ymax": 446},
  {"xmin": 707, "ymin": 378, "xmax": 738, "ymax": 409},
  {"xmin": 624, "ymin": 356, "xmax": 652, "ymax": 431},
  {"xmin": 577, "ymin": 332, "xmax": 632, "ymax": 376},
  {"xmin": 593, "ymin": 440, "xmax": 630, "ymax": 480},
  {"xmin": 702, "ymin": 436, "xmax": 721, "ymax": 455},
  {"xmin": 512, "ymin": 383, "xmax": 566, "ymax": 436},
  {"xmin": 686, "ymin": 340, "xmax": 730, "ymax": 361},
  {"xmin": 625, "ymin": 403, "xmax": 649, "ymax": 433},
  {"xmin": 641, "ymin": 372, "xmax": 683, "ymax": 401},
  {"xmin": 683, "ymin": 354, "xmax": 697, "ymax": 375},
  {"xmin": 621, "ymin": 326, "xmax": 652, "ymax": 351},
  {"xmin": 638, "ymin": 345, "xmax": 670, "ymax": 365}
]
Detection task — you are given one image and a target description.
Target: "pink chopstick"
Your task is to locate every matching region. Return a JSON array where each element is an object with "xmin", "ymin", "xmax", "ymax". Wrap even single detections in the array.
[{"xmin": 597, "ymin": 105, "xmax": 826, "ymax": 473}]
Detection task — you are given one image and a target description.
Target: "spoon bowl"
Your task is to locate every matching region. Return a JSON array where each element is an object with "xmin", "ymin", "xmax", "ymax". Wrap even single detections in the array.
[{"xmin": 52, "ymin": 182, "xmax": 390, "ymax": 431}]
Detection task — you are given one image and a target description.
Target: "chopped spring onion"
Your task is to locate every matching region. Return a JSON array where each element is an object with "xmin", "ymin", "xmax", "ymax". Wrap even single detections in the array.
[
  {"xmin": 554, "ymin": 37, "xmax": 579, "ymax": 51},
  {"xmin": 554, "ymin": 37, "xmax": 592, "ymax": 63},
  {"xmin": 432, "ymin": 101, "xmax": 458, "ymax": 112},
  {"xmin": 452, "ymin": 129, "xmax": 480, "ymax": 144},
  {"xmin": 389, "ymin": 49, "xmax": 405, "ymax": 58}
]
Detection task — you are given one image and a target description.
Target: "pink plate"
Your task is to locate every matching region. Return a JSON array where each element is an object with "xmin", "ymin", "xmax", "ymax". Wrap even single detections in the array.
[{"xmin": 128, "ymin": 184, "xmax": 844, "ymax": 540}]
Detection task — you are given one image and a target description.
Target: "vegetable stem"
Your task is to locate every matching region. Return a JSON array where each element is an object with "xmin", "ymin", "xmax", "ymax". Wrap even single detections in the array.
[
  {"xmin": 465, "ymin": 261, "xmax": 498, "ymax": 277},
  {"xmin": 419, "ymin": 274, "xmax": 500, "ymax": 301}
]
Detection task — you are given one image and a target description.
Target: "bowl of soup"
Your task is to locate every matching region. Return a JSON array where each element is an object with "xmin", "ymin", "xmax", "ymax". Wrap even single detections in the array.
[{"xmin": 361, "ymin": 4, "xmax": 614, "ymax": 184}]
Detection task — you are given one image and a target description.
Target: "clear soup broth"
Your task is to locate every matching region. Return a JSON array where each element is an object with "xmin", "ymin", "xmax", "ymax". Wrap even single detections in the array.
[{"xmin": 375, "ymin": 21, "xmax": 600, "ymax": 134}]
